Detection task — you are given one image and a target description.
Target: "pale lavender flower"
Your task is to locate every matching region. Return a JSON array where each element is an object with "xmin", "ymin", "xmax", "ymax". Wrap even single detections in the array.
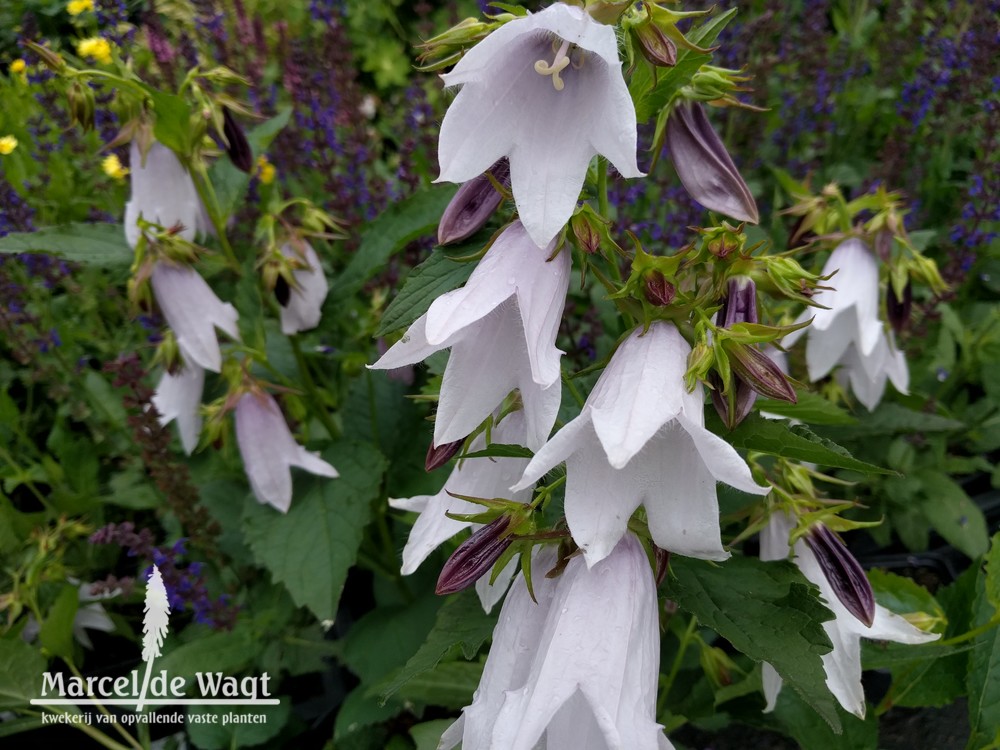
[
  {"xmin": 514, "ymin": 322, "xmax": 768, "ymax": 566},
  {"xmin": 151, "ymin": 363, "xmax": 205, "ymax": 455},
  {"xmin": 234, "ymin": 391, "xmax": 338, "ymax": 512},
  {"xmin": 278, "ymin": 240, "xmax": 328, "ymax": 335},
  {"xmin": 436, "ymin": 3, "xmax": 642, "ymax": 248}
]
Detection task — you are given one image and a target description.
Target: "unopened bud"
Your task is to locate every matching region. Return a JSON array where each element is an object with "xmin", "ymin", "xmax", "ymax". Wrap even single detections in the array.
[
  {"xmin": 665, "ymin": 102, "xmax": 758, "ymax": 224},
  {"xmin": 644, "ymin": 271, "xmax": 676, "ymax": 306},
  {"xmin": 438, "ymin": 159, "xmax": 510, "ymax": 245},
  {"xmin": 436, "ymin": 516, "xmax": 513, "ymax": 596},
  {"xmin": 728, "ymin": 344, "xmax": 797, "ymax": 403},
  {"xmin": 222, "ymin": 107, "xmax": 254, "ymax": 173},
  {"xmin": 710, "ymin": 372, "xmax": 756, "ymax": 430},
  {"xmin": 886, "ymin": 282, "xmax": 912, "ymax": 334},
  {"xmin": 633, "ymin": 21, "xmax": 677, "ymax": 67},
  {"xmin": 68, "ymin": 81, "xmax": 96, "ymax": 132},
  {"xmin": 718, "ymin": 276, "xmax": 758, "ymax": 328},
  {"xmin": 874, "ymin": 229, "xmax": 893, "ymax": 263},
  {"xmin": 426, "ymin": 438, "xmax": 464, "ymax": 472},
  {"xmin": 653, "ymin": 544, "xmax": 671, "ymax": 588},
  {"xmin": 570, "ymin": 210, "xmax": 602, "ymax": 255},
  {"xmin": 274, "ymin": 275, "xmax": 291, "ymax": 307},
  {"xmin": 805, "ymin": 524, "xmax": 875, "ymax": 628}
]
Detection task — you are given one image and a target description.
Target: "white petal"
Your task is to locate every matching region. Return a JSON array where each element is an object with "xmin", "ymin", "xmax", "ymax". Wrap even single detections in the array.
[
  {"xmin": 512, "ymin": 410, "xmax": 592, "ymax": 492},
  {"xmin": 369, "ymin": 313, "xmax": 448, "ymax": 371},
  {"xmin": 868, "ymin": 605, "xmax": 940, "ymax": 645},
  {"xmin": 280, "ymin": 241, "xmax": 328, "ymax": 334},
  {"xmin": 512, "ymin": 236, "xmax": 570, "ymax": 387},
  {"xmin": 760, "ymin": 511, "xmax": 794, "ymax": 562},
  {"xmin": 761, "ymin": 662, "xmax": 782, "ymax": 713},
  {"xmin": 677, "ymin": 413, "xmax": 770, "ymax": 495},
  {"xmin": 290, "ymin": 448, "xmax": 338, "ymax": 480},
  {"xmin": 820, "ymin": 616, "xmax": 866, "ymax": 718},
  {"xmin": 125, "ymin": 142, "xmax": 207, "ymax": 248},
  {"xmin": 804, "ymin": 308, "xmax": 857, "ymax": 382},
  {"xmin": 437, "ymin": 717, "xmax": 463, "ymax": 750},
  {"xmin": 151, "ymin": 364, "xmax": 204, "ymax": 455},
  {"xmin": 475, "ymin": 553, "xmax": 519, "ymax": 614},
  {"xmin": 518, "ymin": 376, "xmax": 563, "ymax": 453}
]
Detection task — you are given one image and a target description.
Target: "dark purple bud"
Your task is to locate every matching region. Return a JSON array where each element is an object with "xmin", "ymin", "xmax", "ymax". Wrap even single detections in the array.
[
  {"xmin": 710, "ymin": 372, "xmax": 757, "ymax": 430},
  {"xmin": 437, "ymin": 159, "xmax": 510, "ymax": 245},
  {"xmin": 644, "ymin": 271, "xmax": 676, "ymax": 307},
  {"xmin": 436, "ymin": 516, "xmax": 513, "ymax": 596},
  {"xmin": 665, "ymin": 102, "xmax": 759, "ymax": 224},
  {"xmin": 222, "ymin": 108, "xmax": 254, "ymax": 173},
  {"xmin": 718, "ymin": 277, "xmax": 758, "ymax": 328},
  {"xmin": 805, "ymin": 524, "xmax": 875, "ymax": 628},
  {"xmin": 886, "ymin": 282, "xmax": 912, "ymax": 334},
  {"xmin": 634, "ymin": 22, "xmax": 677, "ymax": 67},
  {"xmin": 728, "ymin": 344, "xmax": 798, "ymax": 403},
  {"xmin": 874, "ymin": 229, "xmax": 893, "ymax": 263},
  {"xmin": 425, "ymin": 438, "xmax": 464, "ymax": 472},
  {"xmin": 570, "ymin": 211, "xmax": 602, "ymax": 255},
  {"xmin": 274, "ymin": 275, "xmax": 290, "ymax": 307},
  {"xmin": 653, "ymin": 544, "xmax": 671, "ymax": 588}
]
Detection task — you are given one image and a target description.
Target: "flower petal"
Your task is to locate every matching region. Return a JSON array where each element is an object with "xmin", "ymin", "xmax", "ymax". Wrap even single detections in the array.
[
  {"xmin": 151, "ymin": 363, "xmax": 205, "ymax": 455},
  {"xmin": 279, "ymin": 241, "xmax": 328, "ymax": 335},
  {"xmin": 677, "ymin": 413, "xmax": 770, "ymax": 495},
  {"xmin": 369, "ymin": 313, "xmax": 448, "ymax": 371}
]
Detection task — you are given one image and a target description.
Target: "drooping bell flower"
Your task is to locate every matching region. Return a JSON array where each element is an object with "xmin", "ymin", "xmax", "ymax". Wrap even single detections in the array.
[
  {"xmin": 370, "ymin": 221, "xmax": 569, "ymax": 451},
  {"xmin": 513, "ymin": 322, "xmax": 769, "ymax": 566},
  {"xmin": 436, "ymin": 2, "xmax": 642, "ymax": 248},
  {"xmin": 759, "ymin": 511, "xmax": 939, "ymax": 718},
  {"xmin": 783, "ymin": 238, "xmax": 908, "ymax": 410},
  {"xmin": 149, "ymin": 261, "xmax": 240, "ymax": 373},
  {"xmin": 277, "ymin": 240, "xmax": 328, "ymax": 335},
  {"xmin": 234, "ymin": 391, "xmax": 339, "ymax": 513},
  {"xmin": 151, "ymin": 363, "xmax": 205, "ymax": 455},
  {"xmin": 665, "ymin": 101, "xmax": 758, "ymax": 224},
  {"xmin": 439, "ymin": 536, "xmax": 672, "ymax": 750},
  {"xmin": 124, "ymin": 141, "xmax": 213, "ymax": 249}
]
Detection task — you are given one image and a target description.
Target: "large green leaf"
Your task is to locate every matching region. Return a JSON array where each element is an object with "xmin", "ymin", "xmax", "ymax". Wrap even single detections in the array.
[
  {"xmin": 187, "ymin": 703, "xmax": 290, "ymax": 750},
  {"xmin": 818, "ymin": 403, "xmax": 964, "ymax": 439},
  {"xmin": 0, "ymin": 638, "xmax": 46, "ymax": 709},
  {"xmin": 327, "ymin": 186, "xmax": 457, "ymax": 301},
  {"xmin": 396, "ymin": 659, "xmax": 484, "ymax": 710},
  {"xmin": 154, "ymin": 625, "xmax": 256, "ymax": 694},
  {"xmin": 755, "ymin": 390, "xmax": 857, "ymax": 425},
  {"xmin": 0, "ymin": 223, "xmax": 131, "ymax": 267},
  {"xmin": 917, "ymin": 470, "xmax": 989, "ymax": 559},
  {"xmin": 38, "ymin": 584, "xmax": 79, "ymax": 664},
  {"xmin": 772, "ymin": 688, "xmax": 877, "ymax": 750},
  {"xmin": 375, "ymin": 249, "xmax": 476, "ymax": 337},
  {"xmin": 708, "ymin": 413, "xmax": 893, "ymax": 474},
  {"xmin": 666, "ymin": 555, "xmax": 840, "ymax": 731},
  {"xmin": 379, "ymin": 590, "xmax": 497, "ymax": 703},
  {"xmin": 968, "ymin": 539, "xmax": 1000, "ymax": 749},
  {"xmin": 242, "ymin": 441, "xmax": 387, "ymax": 620}
]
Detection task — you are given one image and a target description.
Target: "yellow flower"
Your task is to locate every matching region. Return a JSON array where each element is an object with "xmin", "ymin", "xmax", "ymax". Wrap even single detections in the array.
[
  {"xmin": 9, "ymin": 59, "xmax": 26, "ymax": 75},
  {"xmin": 76, "ymin": 37, "xmax": 113, "ymax": 65},
  {"xmin": 257, "ymin": 155, "xmax": 276, "ymax": 185},
  {"xmin": 67, "ymin": 0, "xmax": 94, "ymax": 15},
  {"xmin": 102, "ymin": 154, "xmax": 129, "ymax": 181},
  {"xmin": 0, "ymin": 135, "xmax": 18, "ymax": 155}
]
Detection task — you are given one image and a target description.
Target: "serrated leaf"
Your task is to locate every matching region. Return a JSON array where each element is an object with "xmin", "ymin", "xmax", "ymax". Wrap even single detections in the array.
[
  {"xmin": 38, "ymin": 584, "xmax": 79, "ymax": 663},
  {"xmin": 379, "ymin": 590, "xmax": 496, "ymax": 703},
  {"xmin": 210, "ymin": 108, "xmax": 292, "ymax": 218},
  {"xmin": 375, "ymin": 250, "xmax": 475, "ymax": 337},
  {"xmin": 0, "ymin": 223, "xmax": 132, "ymax": 267},
  {"xmin": 756, "ymin": 390, "xmax": 857, "ymax": 425},
  {"xmin": 0, "ymin": 638, "xmax": 46, "ymax": 708},
  {"xmin": 328, "ymin": 187, "xmax": 458, "ymax": 301},
  {"xmin": 396, "ymin": 659, "xmax": 483, "ymax": 709},
  {"xmin": 967, "ymin": 560, "xmax": 1000, "ymax": 749},
  {"xmin": 708, "ymin": 412, "xmax": 892, "ymax": 474},
  {"xmin": 772, "ymin": 687, "xmax": 877, "ymax": 750},
  {"xmin": 242, "ymin": 441, "xmax": 388, "ymax": 620},
  {"xmin": 818, "ymin": 402, "xmax": 964, "ymax": 439},
  {"xmin": 666, "ymin": 555, "xmax": 840, "ymax": 731},
  {"xmin": 187, "ymin": 703, "xmax": 290, "ymax": 750},
  {"xmin": 917, "ymin": 470, "xmax": 989, "ymax": 559}
]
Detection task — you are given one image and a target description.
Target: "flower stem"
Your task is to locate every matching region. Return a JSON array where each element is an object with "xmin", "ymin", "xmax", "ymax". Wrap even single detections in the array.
[
  {"xmin": 659, "ymin": 614, "xmax": 698, "ymax": 717},
  {"xmin": 190, "ymin": 163, "xmax": 241, "ymax": 273},
  {"xmin": 289, "ymin": 336, "xmax": 340, "ymax": 440},
  {"xmin": 561, "ymin": 368, "xmax": 585, "ymax": 408}
]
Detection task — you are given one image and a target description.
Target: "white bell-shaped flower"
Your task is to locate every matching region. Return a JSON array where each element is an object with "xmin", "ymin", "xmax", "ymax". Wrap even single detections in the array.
[
  {"xmin": 234, "ymin": 391, "xmax": 339, "ymax": 513},
  {"xmin": 783, "ymin": 239, "xmax": 908, "ymax": 410},
  {"xmin": 124, "ymin": 141, "xmax": 213, "ymax": 249},
  {"xmin": 150, "ymin": 261, "xmax": 240, "ymax": 373},
  {"xmin": 370, "ymin": 220, "xmax": 569, "ymax": 451},
  {"xmin": 151, "ymin": 363, "xmax": 205, "ymax": 455},
  {"xmin": 278, "ymin": 240, "xmax": 328, "ymax": 335},
  {"xmin": 760, "ymin": 511, "xmax": 939, "ymax": 718},
  {"xmin": 439, "ymin": 535, "xmax": 672, "ymax": 750},
  {"xmin": 514, "ymin": 321, "xmax": 769, "ymax": 566},
  {"xmin": 437, "ymin": 2, "xmax": 642, "ymax": 248}
]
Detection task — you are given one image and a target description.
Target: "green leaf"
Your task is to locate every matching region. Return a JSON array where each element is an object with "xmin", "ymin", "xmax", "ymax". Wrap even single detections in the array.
[
  {"xmin": 328, "ymin": 187, "xmax": 457, "ymax": 300},
  {"xmin": 340, "ymin": 594, "xmax": 441, "ymax": 684},
  {"xmin": 186, "ymin": 703, "xmax": 290, "ymax": 750},
  {"xmin": 868, "ymin": 569, "xmax": 946, "ymax": 630},
  {"xmin": 0, "ymin": 638, "xmax": 46, "ymax": 708},
  {"xmin": 818, "ymin": 403, "xmax": 964, "ymax": 439},
  {"xmin": 772, "ymin": 687, "xmax": 877, "ymax": 750},
  {"xmin": 916, "ymin": 470, "xmax": 989, "ymax": 559},
  {"xmin": 862, "ymin": 640, "xmax": 974, "ymax": 670},
  {"xmin": 410, "ymin": 720, "xmax": 455, "ymax": 750},
  {"xmin": 0, "ymin": 223, "xmax": 132, "ymax": 267},
  {"xmin": 985, "ymin": 531, "xmax": 1000, "ymax": 611},
  {"xmin": 665, "ymin": 555, "xmax": 840, "ymax": 731},
  {"xmin": 883, "ymin": 650, "xmax": 967, "ymax": 709},
  {"xmin": 396, "ymin": 659, "xmax": 484, "ymax": 709},
  {"xmin": 459, "ymin": 443, "xmax": 534, "ymax": 460},
  {"xmin": 145, "ymin": 88, "xmax": 194, "ymax": 155},
  {"xmin": 379, "ymin": 590, "xmax": 497, "ymax": 703},
  {"xmin": 375, "ymin": 249, "xmax": 475, "ymax": 337},
  {"xmin": 755, "ymin": 390, "xmax": 857, "ymax": 425},
  {"xmin": 155, "ymin": 626, "xmax": 256, "ymax": 694},
  {"xmin": 968, "ymin": 551, "xmax": 1000, "ymax": 749},
  {"xmin": 708, "ymin": 413, "xmax": 892, "ymax": 474},
  {"xmin": 38, "ymin": 584, "xmax": 79, "ymax": 663},
  {"xmin": 210, "ymin": 108, "xmax": 292, "ymax": 218},
  {"xmin": 242, "ymin": 441, "xmax": 387, "ymax": 620}
]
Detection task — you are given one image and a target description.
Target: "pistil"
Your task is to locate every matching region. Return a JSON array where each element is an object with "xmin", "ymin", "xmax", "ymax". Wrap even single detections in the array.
[{"xmin": 534, "ymin": 39, "xmax": 572, "ymax": 91}]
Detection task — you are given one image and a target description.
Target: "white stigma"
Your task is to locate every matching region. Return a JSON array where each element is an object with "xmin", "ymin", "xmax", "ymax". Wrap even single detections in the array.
[{"xmin": 534, "ymin": 39, "xmax": 572, "ymax": 91}]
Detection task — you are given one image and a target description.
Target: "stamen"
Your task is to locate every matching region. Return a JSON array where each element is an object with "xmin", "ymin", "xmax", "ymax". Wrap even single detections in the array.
[{"xmin": 534, "ymin": 39, "xmax": 572, "ymax": 91}]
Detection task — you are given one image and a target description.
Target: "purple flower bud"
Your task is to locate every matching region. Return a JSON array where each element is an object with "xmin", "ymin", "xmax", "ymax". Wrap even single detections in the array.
[
  {"xmin": 710, "ymin": 373, "xmax": 757, "ymax": 430},
  {"xmin": 886, "ymin": 282, "xmax": 912, "ymax": 334},
  {"xmin": 425, "ymin": 438, "xmax": 464, "ymax": 472},
  {"xmin": 728, "ymin": 344, "xmax": 798, "ymax": 404},
  {"xmin": 805, "ymin": 524, "xmax": 875, "ymax": 628},
  {"xmin": 718, "ymin": 276, "xmax": 758, "ymax": 328},
  {"xmin": 665, "ymin": 102, "xmax": 759, "ymax": 224},
  {"xmin": 653, "ymin": 544, "xmax": 671, "ymax": 588},
  {"xmin": 633, "ymin": 21, "xmax": 677, "ymax": 67},
  {"xmin": 436, "ymin": 516, "xmax": 513, "ymax": 596},
  {"xmin": 644, "ymin": 271, "xmax": 676, "ymax": 307},
  {"xmin": 437, "ymin": 159, "xmax": 510, "ymax": 246},
  {"xmin": 222, "ymin": 108, "xmax": 254, "ymax": 174}
]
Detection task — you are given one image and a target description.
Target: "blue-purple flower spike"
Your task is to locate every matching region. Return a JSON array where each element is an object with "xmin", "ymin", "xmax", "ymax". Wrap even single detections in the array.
[{"xmin": 805, "ymin": 524, "xmax": 876, "ymax": 628}]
